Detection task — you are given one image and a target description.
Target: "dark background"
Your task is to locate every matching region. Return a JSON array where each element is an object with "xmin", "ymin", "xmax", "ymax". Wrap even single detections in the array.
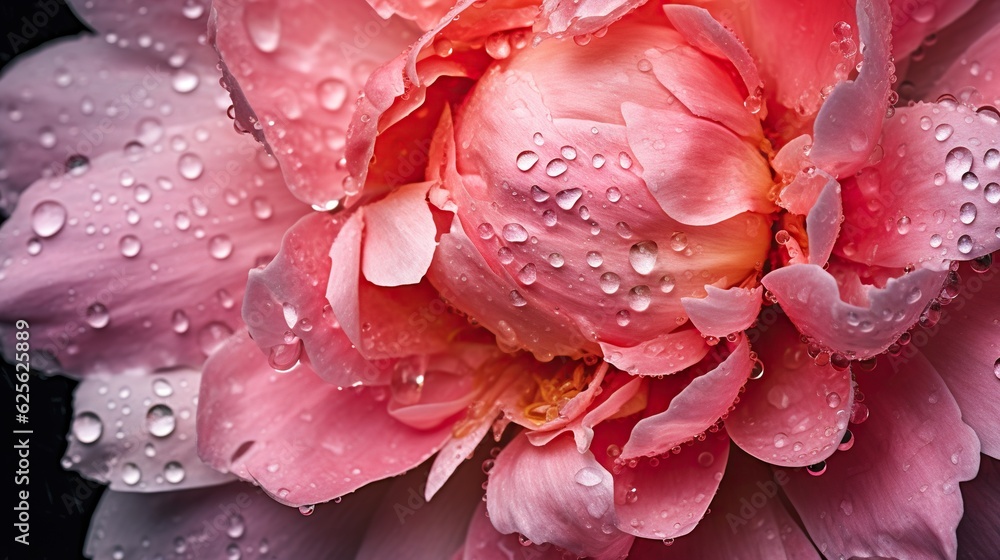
[{"xmin": 1, "ymin": 1, "xmax": 101, "ymax": 558}]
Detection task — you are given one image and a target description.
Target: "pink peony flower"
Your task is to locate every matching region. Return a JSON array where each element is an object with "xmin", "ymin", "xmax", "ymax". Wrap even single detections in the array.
[{"xmin": 1, "ymin": 0, "xmax": 998, "ymax": 558}]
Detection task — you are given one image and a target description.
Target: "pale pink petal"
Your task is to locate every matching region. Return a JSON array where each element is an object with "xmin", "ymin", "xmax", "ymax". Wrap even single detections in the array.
[
  {"xmin": 425, "ymin": 415, "xmax": 495, "ymax": 501},
  {"xmin": 210, "ymin": 0, "xmax": 418, "ymax": 208},
  {"xmin": 682, "ymin": 285, "xmax": 763, "ymax": 338},
  {"xmin": 623, "ymin": 101, "xmax": 776, "ymax": 226},
  {"xmin": 781, "ymin": 352, "xmax": 980, "ymax": 560},
  {"xmin": 363, "ymin": 0, "xmax": 454, "ymax": 30},
  {"xmin": 622, "ymin": 338, "xmax": 751, "ymax": 459},
  {"xmin": 612, "ymin": 430, "xmax": 731, "ymax": 540},
  {"xmin": 386, "ymin": 361, "xmax": 477, "ymax": 430},
  {"xmin": 600, "ymin": 328, "xmax": 710, "ymax": 378},
  {"xmin": 628, "ymin": 447, "xmax": 819, "ymax": 559},
  {"xmin": 762, "ymin": 264, "xmax": 947, "ymax": 359},
  {"xmin": 917, "ymin": 262, "xmax": 1000, "ymax": 457},
  {"xmin": 196, "ymin": 330, "xmax": 455, "ymax": 507},
  {"xmin": 662, "ymin": 4, "xmax": 765, "ymax": 111},
  {"xmin": 486, "ymin": 433, "xmax": 634, "ymax": 559},
  {"xmin": 0, "ymin": 123, "xmax": 304, "ymax": 377},
  {"xmin": 83, "ymin": 481, "xmax": 384, "ymax": 559},
  {"xmin": 890, "ymin": 0, "xmax": 978, "ymax": 59},
  {"xmin": 326, "ymin": 211, "xmax": 365, "ymax": 346},
  {"xmin": 838, "ymin": 102, "xmax": 1000, "ymax": 268},
  {"xmin": 461, "ymin": 501, "xmax": 571, "ymax": 560},
  {"xmin": 535, "ymin": 0, "xmax": 650, "ymax": 39},
  {"xmin": 805, "ymin": 173, "xmax": 843, "ymax": 266},
  {"xmin": 0, "ymin": 5, "xmax": 221, "ymax": 212},
  {"xmin": 809, "ymin": 0, "xmax": 893, "ymax": 178},
  {"xmin": 243, "ymin": 212, "xmax": 384, "ymax": 387},
  {"xmin": 362, "ymin": 181, "xmax": 438, "ymax": 287},
  {"xmin": 956, "ymin": 454, "xmax": 1000, "ymax": 558},
  {"xmin": 727, "ymin": 316, "xmax": 854, "ymax": 467},
  {"xmin": 64, "ymin": 369, "xmax": 233, "ymax": 491}
]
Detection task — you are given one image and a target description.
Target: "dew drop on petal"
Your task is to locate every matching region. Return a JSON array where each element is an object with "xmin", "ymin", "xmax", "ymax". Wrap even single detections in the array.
[
  {"xmin": 516, "ymin": 151, "xmax": 539, "ymax": 172},
  {"xmin": 31, "ymin": 201, "xmax": 67, "ymax": 238},
  {"xmin": 146, "ymin": 404, "xmax": 176, "ymax": 437},
  {"xmin": 72, "ymin": 412, "xmax": 103, "ymax": 444}
]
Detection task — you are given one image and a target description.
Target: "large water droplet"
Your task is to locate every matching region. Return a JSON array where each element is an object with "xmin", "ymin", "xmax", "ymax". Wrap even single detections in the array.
[
  {"xmin": 178, "ymin": 153, "xmax": 204, "ymax": 180},
  {"xmin": 244, "ymin": 0, "xmax": 281, "ymax": 52},
  {"xmin": 628, "ymin": 286, "xmax": 652, "ymax": 311},
  {"xmin": 600, "ymin": 272, "xmax": 621, "ymax": 294},
  {"xmin": 555, "ymin": 188, "xmax": 583, "ymax": 210},
  {"xmin": 546, "ymin": 159, "xmax": 568, "ymax": 177},
  {"xmin": 171, "ymin": 69, "xmax": 200, "ymax": 93},
  {"xmin": 959, "ymin": 202, "xmax": 977, "ymax": 224},
  {"xmin": 119, "ymin": 235, "xmax": 142, "ymax": 258},
  {"xmin": 31, "ymin": 200, "xmax": 67, "ymax": 238},
  {"xmin": 502, "ymin": 224, "xmax": 529, "ymax": 243},
  {"xmin": 317, "ymin": 78, "xmax": 348, "ymax": 112},
  {"xmin": 122, "ymin": 463, "xmax": 141, "ymax": 485},
  {"xmin": 72, "ymin": 412, "xmax": 103, "ymax": 444},
  {"xmin": 208, "ymin": 235, "xmax": 234, "ymax": 259},
  {"xmin": 164, "ymin": 461, "xmax": 186, "ymax": 484},
  {"xmin": 86, "ymin": 303, "xmax": 110, "ymax": 329},
  {"xmin": 146, "ymin": 404, "xmax": 176, "ymax": 437},
  {"xmin": 628, "ymin": 241, "xmax": 658, "ymax": 275},
  {"xmin": 574, "ymin": 467, "xmax": 603, "ymax": 487},
  {"xmin": 516, "ymin": 151, "xmax": 539, "ymax": 172}
]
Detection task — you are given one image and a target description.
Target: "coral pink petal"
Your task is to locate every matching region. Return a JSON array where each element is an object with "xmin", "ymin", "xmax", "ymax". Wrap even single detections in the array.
[
  {"xmin": 528, "ymin": 376, "xmax": 645, "ymax": 452},
  {"xmin": 623, "ymin": 102, "xmax": 775, "ymax": 226},
  {"xmin": 600, "ymin": 327, "xmax": 710, "ymax": 378},
  {"xmin": 809, "ymin": 0, "xmax": 893, "ymax": 178},
  {"xmin": 682, "ymin": 285, "xmax": 763, "ymax": 338},
  {"xmin": 913, "ymin": 0, "xmax": 1000, "ymax": 101},
  {"xmin": 622, "ymin": 338, "xmax": 751, "ymax": 459},
  {"xmin": 387, "ymin": 366, "xmax": 476, "ymax": 430},
  {"xmin": 781, "ymin": 352, "xmax": 980, "ymax": 560},
  {"xmin": 243, "ymin": 212, "xmax": 384, "ymax": 387},
  {"xmin": 956, "ymin": 455, "xmax": 1000, "ymax": 558},
  {"xmin": 326, "ymin": 211, "xmax": 365, "ymax": 346},
  {"xmin": 727, "ymin": 316, "xmax": 854, "ymax": 467},
  {"xmin": 662, "ymin": 4, "xmax": 764, "ymax": 108},
  {"xmin": 0, "ymin": 128, "xmax": 304, "ymax": 377},
  {"xmin": 918, "ymin": 263, "xmax": 1000, "ymax": 458},
  {"xmin": 839, "ymin": 102, "xmax": 1000, "ymax": 268},
  {"xmin": 461, "ymin": 501, "xmax": 571, "ymax": 560},
  {"xmin": 614, "ymin": 432, "xmax": 730, "ymax": 540},
  {"xmin": 762, "ymin": 264, "xmax": 947, "ymax": 359},
  {"xmin": 536, "ymin": 0, "xmax": 649, "ymax": 38},
  {"xmin": 362, "ymin": 181, "xmax": 438, "ymax": 287},
  {"xmin": 355, "ymin": 450, "xmax": 486, "ymax": 560},
  {"xmin": 196, "ymin": 331, "xmax": 455, "ymax": 507},
  {"xmin": 891, "ymin": 0, "xmax": 978, "ymax": 59},
  {"xmin": 628, "ymin": 447, "xmax": 819, "ymax": 559},
  {"xmin": 486, "ymin": 434, "xmax": 634, "ymax": 559},
  {"xmin": 64, "ymin": 369, "xmax": 233, "ymax": 492},
  {"xmin": 83, "ymin": 481, "xmax": 386, "ymax": 559},
  {"xmin": 425, "ymin": 415, "xmax": 495, "ymax": 501},
  {"xmin": 210, "ymin": 0, "xmax": 418, "ymax": 208}
]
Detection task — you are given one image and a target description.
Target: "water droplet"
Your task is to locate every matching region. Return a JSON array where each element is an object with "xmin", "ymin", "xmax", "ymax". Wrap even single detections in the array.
[
  {"xmin": 299, "ymin": 504, "xmax": 315, "ymax": 516},
  {"xmin": 317, "ymin": 78, "xmax": 348, "ymax": 112},
  {"xmin": 945, "ymin": 147, "xmax": 973, "ymax": 179},
  {"xmin": 773, "ymin": 433, "xmax": 789, "ymax": 448},
  {"xmin": 670, "ymin": 232, "xmax": 688, "ymax": 252},
  {"xmin": 122, "ymin": 463, "xmax": 141, "ymax": 485},
  {"xmin": 252, "ymin": 197, "xmax": 273, "ymax": 219},
  {"xmin": 934, "ymin": 124, "xmax": 953, "ymax": 141},
  {"xmin": 629, "ymin": 241, "xmax": 658, "ymax": 275},
  {"xmin": 164, "ymin": 461, "xmax": 186, "ymax": 484},
  {"xmin": 628, "ymin": 285, "xmax": 652, "ymax": 311},
  {"xmin": 896, "ymin": 216, "xmax": 911, "ymax": 235},
  {"xmin": 548, "ymin": 253, "xmax": 565, "ymax": 268},
  {"xmin": 119, "ymin": 235, "xmax": 142, "ymax": 258},
  {"xmin": 86, "ymin": 303, "xmax": 110, "ymax": 329},
  {"xmin": 619, "ymin": 152, "xmax": 633, "ymax": 169},
  {"xmin": 209, "ymin": 235, "xmax": 234, "ymax": 259},
  {"xmin": 606, "ymin": 187, "xmax": 621, "ymax": 202},
  {"xmin": 146, "ymin": 404, "xmax": 176, "ymax": 437},
  {"xmin": 592, "ymin": 154, "xmax": 606, "ymax": 169},
  {"xmin": 509, "ymin": 290, "xmax": 527, "ymax": 307},
  {"xmin": 31, "ymin": 201, "xmax": 67, "ymax": 238},
  {"xmin": 806, "ymin": 461, "xmax": 827, "ymax": 476},
  {"xmin": 516, "ymin": 151, "xmax": 539, "ymax": 171},
  {"xmin": 72, "ymin": 412, "xmax": 103, "ymax": 444},
  {"xmin": 555, "ymin": 188, "xmax": 583, "ymax": 210},
  {"xmin": 826, "ymin": 392, "xmax": 842, "ymax": 408},
  {"xmin": 959, "ymin": 202, "xmax": 977, "ymax": 224},
  {"xmin": 546, "ymin": 158, "xmax": 568, "ymax": 177},
  {"xmin": 574, "ymin": 467, "xmax": 603, "ymax": 487},
  {"xmin": 26, "ymin": 238, "xmax": 42, "ymax": 256},
  {"xmin": 172, "ymin": 69, "xmax": 200, "ymax": 93},
  {"xmin": 530, "ymin": 185, "xmax": 549, "ymax": 202},
  {"xmin": 985, "ymin": 183, "xmax": 1000, "ymax": 204},
  {"xmin": 152, "ymin": 378, "xmax": 174, "ymax": 397},
  {"xmin": 586, "ymin": 251, "xmax": 604, "ymax": 268},
  {"xmin": 171, "ymin": 309, "xmax": 190, "ymax": 334},
  {"xmin": 600, "ymin": 272, "xmax": 621, "ymax": 294},
  {"xmin": 227, "ymin": 514, "xmax": 246, "ymax": 539},
  {"xmin": 502, "ymin": 224, "xmax": 529, "ymax": 243},
  {"xmin": 957, "ymin": 235, "xmax": 974, "ymax": 254},
  {"xmin": 984, "ymin": 149, "xmax": 1000, "ymax": 169},
  {"xmin": 178, "ymin": 153, "xmax": 204, "ymax": 180},
  {"xmin": 518, "ymin": 263, "xmax": 537, "ymax": 285}
]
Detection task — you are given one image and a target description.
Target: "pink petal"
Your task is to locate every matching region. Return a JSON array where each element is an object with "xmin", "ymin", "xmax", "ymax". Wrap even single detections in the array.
[
  {"xmin": 210, "ymin": 0, "xmax": 418, "ymax": 208},
  {"xmin": 628, "ymin": 447, "xmax": 819, "ymax": 559},
  {"xmin": 805, "ymin": 173, "xmax": 843, "ymax": 266},
  {"xmin": 361, "ymin": 181, "xmax": 438, "ymax": 287},
  {"xmin": 326, "ymin": 211, "xmax": 365, "ymax": 347},
  {"xmin": 528, "ymin": 375, "xmax": 646, "ymax": 452},
  {"xmin": 83, "ymin": 481, "xmax": 385, "ymax": 559},
  {"xmin": 762, "ymin": 263, "xmax": 947, "ymax": 359},
  {"xmin": 486, "ymin": 433, "xmax": 635, "ymax": 559},
  {"xmin": 608, "ymin": 428, "xmax": 731, "ymax": 540},
  {"xmin": 0, "ymin": 121, "xmax": 304, "ymax": 377},
  {"xmin": 535, "ymin": 0, "xmax": 650, "ymax": 39},
  {"xmin": 726, "ymin": 315, "xmax": 854, "ymax": 467},
  {"xmin": 243, "ymin": 212, "xmax": 383, "ymax": 387},
  {"xmin": 600, "ymin": 327, "xmax": 710, "ymax": 378},
  {"xmin": 64, "ymin": 369, "xmax": 233, "ymax": 491},
  {"xmin": 890, "ymin": 0, "xmax": 979, "ymax": 59},
  {"xmin": 196, "ymin": 330, "xmax": 455, "ymax": 507},
  {"xmin": 917, "ymin": 262, "xmax": 1000, "ymax": 458},
  {"xmin": 809, "ymin": 0, "xmax": 894, "ymax": 178},
  {"xmin": 0, "ymin": 6, "xmax": 220, "ymax": 212},
  {"xmin": 781, "ymin": 352, "xmax": 981, "ymax": 560},
  {"xmin": 622, "ymin": 338, "xmax": 751, "ymax": 459},
  {"xmin": 461, "ymin": 501, "xmax": 571, "ymax": 560},
  {"xmin": 956, "ymin": 454, "xmax": 1000, "ymax": 558},
  {"xmin": 363, "ymin": 0, "xmax": 455, "ymax": 30},
  {"xmin": 623, "ymin": 101, "xmax": 776, "ymax": 226},
  {"xmin": 839, "ymin": 102, "xmax": 1000, "ymax": 268},
  {"xmin": 681, "ymin": 285, "xmax": 763, "ymax": 338},
  {"xmin": 661, "ymin": 5, "xmax": 765, "ymax": 110}
]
